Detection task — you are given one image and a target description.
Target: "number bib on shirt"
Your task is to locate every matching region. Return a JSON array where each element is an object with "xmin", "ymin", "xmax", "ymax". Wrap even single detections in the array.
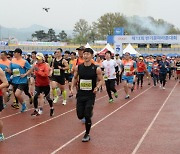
[
  {"xmin": 13, "ymin": 69, "xmax": 20, "ymax": 77},
  {"xmin": 103, "ymin": 75, "xmax": 108, "ymax": 81},
  {"xmin": 177, "ymin": 67, "xmax": 180, "ymax": 71},
  {"xmin": 80, "ymin": 79, "xmax": 92, "ymax": 90},
  {"xmin": 53, "ymin": 69, "xmax": 61, "ymax": 76},
  {"xmin": 124, "ymin": 65, "xmax": 131, "ymax": 72}
]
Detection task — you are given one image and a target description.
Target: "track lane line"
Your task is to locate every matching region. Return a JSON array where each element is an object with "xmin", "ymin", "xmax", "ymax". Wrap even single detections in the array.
[
  {"xmin": 131, "ymin": 81, "xmax": 178, "ymax": 154},
  {"xmin": 51, "ymin": 86, "xmax": 152, "ymax": 154},
  {"xmin": 4, "ymin": 88, "xmax": 123, "ymax": 140}
]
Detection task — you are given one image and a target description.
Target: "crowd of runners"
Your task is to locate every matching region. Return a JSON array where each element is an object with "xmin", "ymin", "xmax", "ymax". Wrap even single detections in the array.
[{"xmin": 0, "ymin": 46, "xmax": 180, "ymax": 142}]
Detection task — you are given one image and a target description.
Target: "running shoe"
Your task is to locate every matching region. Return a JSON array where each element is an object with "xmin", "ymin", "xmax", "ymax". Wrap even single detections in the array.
[
  {"xmin": 114, "ymin": 92, "xmax": 118, "ymax": 98},
  {"xmin": 31, "ymin": 110, "xmax": 40, "ymax": 116},
  {"xmin": 53, "ymin": 96, "xmax": 59, "ymax": 104},
  {"xmin": 11, "ymin": 103, "xmax": 19, "ymax": 109},
  {"xmin": 50, "ymin": 108, "xmax": 54, "ymax": 116},
  {"xmin": 0, "ymin": 133, "xmax": 5, "ymax": 142},
  {"xmin": 3, "ymin": 103, "xmax": 7, "ymax": 108},
  {"xmin": 125, "ymin": 95, "xmax": 130, "ymax": 99},
  {"xmin": 109, "ymin": 99, "xmax": 114, "ymax": 103},
  {"xmin": 62, "ymin": 100, "xmax": 67, "ymax": 105},
  {"xmin": 21, "ymin": 103, "xmax": 27, "ymax": 112},
  {"xmin": 38, "ymin": 108, "xmax": 43, "ymax": 115},
  {"xmin": 82, "ymin": 134, "xmax": 90, "ymax": 142},
  {"xmin": 163, "ymin": 87, "xmax": 166, "ymax": 90}
]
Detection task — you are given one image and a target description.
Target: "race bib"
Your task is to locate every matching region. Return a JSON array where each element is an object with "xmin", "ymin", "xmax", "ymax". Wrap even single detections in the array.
[
  {"xmin": 13, "ymin": 69, "xmax": 20, "ymax": 77},
  {"xmin": 53, "ymin": 69, "xmax": 60, "ymax": 76},
  {"xmin": 177, "ymin": 67, "xmax": 180, "ymax": 71},
  {"xmin": 80, "ymin": 79, "xmax": 92, "ymax": 90},
  {"xmin": 104, "ymin": 75, "xmax": 108, "ymax": 81},
  {"xmin": 149, "ymin": 63, "xmax": 153, "ymax": 67},
  {"xmin": 124, "ymin": 66, "xmax": 130, "ymax": 72}
]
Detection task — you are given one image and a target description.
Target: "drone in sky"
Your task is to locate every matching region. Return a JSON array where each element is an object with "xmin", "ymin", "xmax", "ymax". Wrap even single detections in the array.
[{"xmin": 43, "ymin": 8, "xmax": 50, "ymax": 12}]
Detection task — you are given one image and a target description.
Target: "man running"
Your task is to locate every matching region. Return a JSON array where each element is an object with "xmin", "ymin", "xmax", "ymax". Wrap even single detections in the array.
[
  {"xmin": 102, "ymin": 51, "xmax": 118, "ymax": 103},
  {"xmin": 71, "ymin": 48, "xmax": 103, "ymax": 142},
  {"xmin": 120, "ymin": 52, "xmax": 137, "ymax": 99},
  {"xmin": 10, "ymin": 48, "xmax": 32, "ymax": 112},
  {"xmin": 50, "ymin": 48, "xmax": 69, "ymax": 105},
  {"xmin": 0, "ymin": 68, "xmax": 9, "ymax": 141}
]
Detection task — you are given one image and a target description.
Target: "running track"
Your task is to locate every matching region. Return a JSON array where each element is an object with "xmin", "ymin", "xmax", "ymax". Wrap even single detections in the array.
[{"xmin": 0, "ymin": 80, "xmax": 180, "ymax": 154}]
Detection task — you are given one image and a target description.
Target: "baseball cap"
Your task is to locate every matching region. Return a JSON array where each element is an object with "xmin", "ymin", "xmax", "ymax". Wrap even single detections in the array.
[
  {"xmin": 14, "ymin": 48, "xmax": 22, "ymax": 54},
  {"xmin": 76, "ymin": 46, "xmax": 85, "ymax": 51},
  {"xmin": 36, "ymin": 53, "xmax": 45, "ymax": 60}
]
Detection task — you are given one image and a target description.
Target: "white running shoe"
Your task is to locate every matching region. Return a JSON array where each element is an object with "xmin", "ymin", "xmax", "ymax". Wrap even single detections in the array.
[
  {"xmin": 163, "ymin": 87, "xmax": 165, "ymax": 90},
  {"xmin": 62, "ymin": 100, "xmax": 67, "ymax": 105},
  {"xmin": 53, "ymin": 96, "xmax": 59, "ymax": 104}
]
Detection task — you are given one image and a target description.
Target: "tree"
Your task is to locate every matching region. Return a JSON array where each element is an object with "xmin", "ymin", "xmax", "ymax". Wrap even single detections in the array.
[
  {"xmin": 94, "ymin": 13, "xmax": 127, "ymax": 39},
  {"xmin": 73, "ymin": 19, "xmax": 91, "ymax": 43},
  {"xmin": 58, "ymin": 30, "xmax": 67, "ymax": 41},
  {"xmin": 32, "ymin": 30, "xmax": 47, "ymax": 41},
  {"xmin": 47, "ymin": 28, "xmax": 57, "ymax": 41}
]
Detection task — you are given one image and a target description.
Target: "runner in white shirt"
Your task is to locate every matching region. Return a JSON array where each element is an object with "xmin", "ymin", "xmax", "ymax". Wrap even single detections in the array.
[{"xmin": 102, "ymin": 51, "xmax": 118, "ymax": 103}]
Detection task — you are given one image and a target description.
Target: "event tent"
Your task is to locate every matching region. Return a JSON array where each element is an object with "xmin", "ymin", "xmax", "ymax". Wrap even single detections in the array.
[
  {"xmin": 85, "ymin": 43, "xmax": 97, "ymax": 55},
  {"xmin": 123, "ymin": 44, "xmax": 141, "ymax": 56},
  {"xmin": 98, "ymin": 43, "xmax": 115, "ymax": 56}
]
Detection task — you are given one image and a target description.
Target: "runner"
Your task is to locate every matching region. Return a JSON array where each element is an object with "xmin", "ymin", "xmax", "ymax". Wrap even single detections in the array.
[
  {"xmin": 70, "ymin": 48, "xmax": 103, "ymax": 142},
  {"xmin": 31, "ymin": 53, "xmax": 54, "ymax": 116},
  {"xmin": 0, "ymin": 51, "xmax": 11, "ymax": 107},
  {"xmin": 152, "ymin": 60, "xmax": 160, "ymax": 86},
  {"xmin": 159, "ymin": 55, "xmax": 169, "ymax": 89},
  {"xmin": 10, "ymin": 48, "xmax": 32, "ymax": 112},
  {"xmin": 136, "ymin": 57, "xmax": 146, "ymax": 88},
  {"xmin": 120, "ymin": 52, "xmax": 137, "ymax": 99},
  {"xmin": 175, "ymin": 56, "xmax": 180, "ymax": 83},
  {"xmin": 0, "ymin": 68, "xmax": 9, "ymax": 141},
  {"xmin": 50, "ymin": 48, "xmax": 69, "ymax": 105},
  {"xmin": 102, "ymin": 51, "xmax": 118, "ymax": 103}
]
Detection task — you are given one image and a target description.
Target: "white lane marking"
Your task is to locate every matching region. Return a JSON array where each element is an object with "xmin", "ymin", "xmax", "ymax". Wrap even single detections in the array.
[
  {"xmin": 131, "ymin": 82, "xmax": 178, "ymax": 154},
  {"xmin": 1, "ymin": 87, "xmax": 123, "ymax": 120},
  {"xmin": 51, "ymin": 87, "xmax": 152, "ymax": 154},
  {"xmin": 4, "ymin": 88, "xmax": 123, "ymax": 140}
]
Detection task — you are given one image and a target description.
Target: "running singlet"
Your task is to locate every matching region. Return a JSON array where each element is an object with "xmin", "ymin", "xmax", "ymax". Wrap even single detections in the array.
[
  {"xmin": 0, "ymin": 59, "xmax": 11, "ymax": 81},
  {"xmin": 77, "ymin": 63, "xmax": 97, "ymax": 97},
  {"xmin": 121, "ymin": 60, "xmax": 136, "ymax": 76},
  {"xmin": 52, "ymin": 58, "xmax": 65, "ymax": 77},
  {"xmin": 176, "ymin": 62, "xmax": 180, "ymax": 70},
  {"xmin": 10, "ymin": 58, "xmax": 31, "ymax": 84}
]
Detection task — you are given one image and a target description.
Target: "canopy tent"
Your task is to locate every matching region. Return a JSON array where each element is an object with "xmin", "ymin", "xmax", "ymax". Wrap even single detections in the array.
[
  {"xmin": 166, "ymin": 53, "xmax": 179, "ymax": 57},
  {"xmin": 98, "ymin": 43, "xmax": 115, "ymax": 56},
  {"xmin": 123, "ymin": 44, "xmax": 141, "ymax": 56},
  {"xmin": 85, "ymin": 43, "xmax": 97, "ymax": 55}
]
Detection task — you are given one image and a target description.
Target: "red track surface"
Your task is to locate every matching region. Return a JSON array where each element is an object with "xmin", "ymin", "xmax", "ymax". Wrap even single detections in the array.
[{"xmin": 0, "ymin": 80, "xmax": 180, "ymax": 154}]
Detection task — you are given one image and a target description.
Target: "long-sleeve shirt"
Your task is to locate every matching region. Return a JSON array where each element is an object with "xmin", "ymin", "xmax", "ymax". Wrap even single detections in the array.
[{"xmin": 34, "ymin": 62, "xmax": 50, "ymax": 86}]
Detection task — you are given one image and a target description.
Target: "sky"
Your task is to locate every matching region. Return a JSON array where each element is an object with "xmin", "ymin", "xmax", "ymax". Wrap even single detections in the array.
[{"xmin": 0, "ymin": 0, "xmax": 180, "ymax": 30}]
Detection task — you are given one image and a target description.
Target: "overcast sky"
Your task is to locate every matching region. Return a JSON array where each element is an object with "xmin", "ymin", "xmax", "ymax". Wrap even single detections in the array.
[{"xmin": 0, "ymin": 0, "xmax": 179, "ymax": 30}]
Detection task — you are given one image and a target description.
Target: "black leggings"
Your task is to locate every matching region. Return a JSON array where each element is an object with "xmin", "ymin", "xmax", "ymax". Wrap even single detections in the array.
[
  {"xmin": 105, "ymin": 79, "xmax": 117, "ymax": 99},
  {"xmin": 137, "ymin": 73, "xmax": 144, "ymax": 86},
  {"xmin": 76, "ymin": 96, "xmax": 95, "ymax": 134},
  {"xmin": 159, "ymin": 73, "xmax": 167, "ymax": 87},
  {"xmin": 34, "ymin": 86, "xmax": 53, "ymax": 109}
]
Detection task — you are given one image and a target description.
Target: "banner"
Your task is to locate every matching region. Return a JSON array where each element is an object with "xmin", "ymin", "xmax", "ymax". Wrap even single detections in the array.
[
  {"xmin": 0, "ymin": 41, "xmax": 8, "ymax": 46},
  {"xmin": 18, "ymin": 41, "xmax": 67, "ymax": 46}
]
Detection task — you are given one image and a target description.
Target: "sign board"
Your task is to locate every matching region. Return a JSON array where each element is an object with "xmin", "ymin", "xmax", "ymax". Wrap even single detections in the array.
[{"xmin": 114, "ymin": 27, "xmax": 124, "ymax": 35}]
